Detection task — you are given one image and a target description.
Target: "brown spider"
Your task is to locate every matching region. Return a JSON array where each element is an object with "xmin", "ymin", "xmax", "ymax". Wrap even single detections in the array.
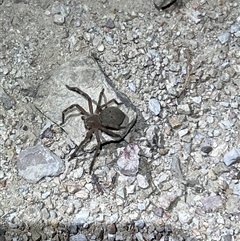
[{"xmin": 61, "ymin": 85, "xmax": 136, "ymax": 173}]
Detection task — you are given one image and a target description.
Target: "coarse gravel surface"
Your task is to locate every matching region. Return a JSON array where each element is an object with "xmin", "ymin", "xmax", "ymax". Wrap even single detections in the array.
[{"xmin": 0, "ymin": 0, "xmax": 240, "ymax": 240}]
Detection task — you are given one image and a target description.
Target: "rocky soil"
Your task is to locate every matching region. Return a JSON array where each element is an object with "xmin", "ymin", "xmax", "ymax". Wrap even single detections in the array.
[{"xmin": 0, "ymin": 0, "xmax": 240, "ymax": 240}]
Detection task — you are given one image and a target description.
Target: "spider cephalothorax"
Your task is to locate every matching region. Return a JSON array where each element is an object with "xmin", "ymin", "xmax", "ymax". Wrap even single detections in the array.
[{"xmin": 61, "ymin": 85, "xmax": 135, "ymax": 173}]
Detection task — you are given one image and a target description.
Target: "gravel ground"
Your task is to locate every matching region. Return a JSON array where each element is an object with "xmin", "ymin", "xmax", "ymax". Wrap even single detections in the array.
[{"xmin": 1, "ymin": 0, "xmax": 240, "ymax": 240}]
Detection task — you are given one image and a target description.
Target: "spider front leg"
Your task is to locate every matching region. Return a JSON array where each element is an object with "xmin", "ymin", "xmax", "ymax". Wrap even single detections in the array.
[
  {"xmin": 69, "ymin": 129, "xmax": 94, "ymax": 159},
  {"xmin": 65, "ymin": 85, "xmax": 94, "ymax": 114},
  {"xmin": 60, "ymin": 104, "xmax": 89, "ymax": 126},
  {"xmin": 100, "ymin": 98, "xmax": 122, "ymax": 109},
  {"xmin": 95, "ymin": 89, "xmax": 122, "ymax": 114},
  {"xmin": 89, "ymin": 130, "xmax": 102, "ymax": 173}
]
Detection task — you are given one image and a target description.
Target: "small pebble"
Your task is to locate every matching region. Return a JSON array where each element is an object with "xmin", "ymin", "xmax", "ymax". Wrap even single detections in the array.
[
  {"xmin": 224, "ymin": 148, "xmax": 240, "ymax": 166},
  {"xmin": 105, "ymin": 18, "xmax": 115, "ymax": 29},
  {"xmin": 201, "ymin": 146, "xmax": 213, "ymax": 154},
  {"xmin": 218, "ymin": 32, "xmax": 230, "ymax": 44},
  {"xmin": 107, "ymin": 223, "xmax": 117, "ymax": 234},
  {"xmin": 148, "ymin": 98, "xmax": 161, "ymax": 115},
  {"xmin": 42, "ymin": 191, "xmax": 51, "ymax": 199},
  {"xmin": 53, "ymin": 14, "xmax": 65, "ymax": 25},
  {"xmin": 135, "ymin": 219, "xmax": 145, "ymax": 229}
]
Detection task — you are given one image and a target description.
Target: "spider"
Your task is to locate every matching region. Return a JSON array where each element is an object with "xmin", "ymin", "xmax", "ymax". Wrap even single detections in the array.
[{"xmin": 61, "ymin": 85, "xmax": 136, "ymax": 173}]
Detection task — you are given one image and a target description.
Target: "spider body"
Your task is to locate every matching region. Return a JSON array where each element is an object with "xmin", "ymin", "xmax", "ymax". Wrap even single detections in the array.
[
  {"xmin": 61, "ymin": 85, "xmax": 135, "ymax": 173},
  {"xmin": 99, "ymin": 107, "xmax": 126, "ymax": 129}
]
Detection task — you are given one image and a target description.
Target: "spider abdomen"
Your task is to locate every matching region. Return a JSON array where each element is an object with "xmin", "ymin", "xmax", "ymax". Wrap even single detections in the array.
[{"xmin": 99, "ymin": 107, "xmax": 126, "ymax": 129}]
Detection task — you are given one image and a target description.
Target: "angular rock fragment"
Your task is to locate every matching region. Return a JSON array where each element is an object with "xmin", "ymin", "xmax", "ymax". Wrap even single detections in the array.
[
  {"xmin": 34, "ymin": 55, "xmax": 137, "ymax": 152},
  {"xmin": 148, "ymin": 98, "xmax": 161, "ymax": 115},
  {"xmin": 117, "ymin": 143, "xmax": 140, "ymax": 176},
  {"xmin": 137, "ymin": 174, "xmax": 149, "ymax": 189},
  {"xmin": 201, "ymin": 195, "xmax": 223, "ymax": 212},
  {"xmin": 201, "ymin": 145, "xmax": 213, "ymax": 154},
  {"xmin": 16, "ymin": 144, "xmax": 65, "ymax": 183},
  {"xmin": 0, "ymin": 86, "xmax": 16, "ymax": 110},
  {"xmin": 223, "ymin": 148, "xmax": 240, "ymax": 166}
]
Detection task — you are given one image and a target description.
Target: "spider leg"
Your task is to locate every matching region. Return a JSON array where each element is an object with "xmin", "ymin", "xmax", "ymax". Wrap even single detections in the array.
[
  {"xmin": 60, "ymin": 104, "xmax": 89, "ymax": 125},
  {"xmin": 100, "ymin": 127, "xmax": 122, "ymax": 138},
  {"xmin": 89, "ymin": 130, "xmax": 102, "ymax": 173},
  {"xmin": 69, "ymin": 129, "xmax": 94, "ymax": 159},
  {"xmin": 95, "ymin": 89, "xmax": 104, "ymax": 114},
  {"xmin": 100, "ymin": 99, "xmax": 122, "ymax": 109},
  {"xmin": 101, "ymin": 118, "xmax": 137, "ymax": 141},
  {"xmin": 66, "ymin": 85, "xmax": 94, "ymax": 114}
]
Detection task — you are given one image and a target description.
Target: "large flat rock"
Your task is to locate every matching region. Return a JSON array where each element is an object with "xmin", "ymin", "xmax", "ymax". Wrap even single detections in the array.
[{"xmin": 34, "ymin": 55, "xmax": 137, "ymax": 149}]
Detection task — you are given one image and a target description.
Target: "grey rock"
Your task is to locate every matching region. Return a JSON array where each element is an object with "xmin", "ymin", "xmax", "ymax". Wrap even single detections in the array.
[
  {"xmin": 219, "ymin": 119, "xmax": 234, "ymax": 129},
  {"xmin": 148, "ymin": 98, "xmax": 161, "ymax": 115},
  {"xmin": 154, "ymin": 207, "xmax": 164, "ymax": 217},
  {"xmin": 135, "ymin": 232, "xmax": 144, "ymax": 241},
  {"xmin": 105, "ymin": 18, "xmax": 115, "ymax": 29},
  {"xmin": 135, "ymin": 219, "xmax": 145, "ymax": 229},
  {"xmin": 129, "ymin": 82, "xmax": 136, "ymax": 92},
  {"xmin": 225, "ymin": 195, "xmax": 240, "ymax": 213},
  {"xmin": 51, "ymin": 3, "xmax": 70, "ymax": 17},
  {"xmin": 223, "ymin": 148, "xmax": 240, "ymax": 166},
  {"xmin": 234, "ymin": 31, "xmax": 240, "ymax": 37},
  {"xmin": 223, "ymin": 234, "xmax": 232, "ymax": 241},
  {"xmin": 69, "ymin": 224, "xmax": 78, "ymax": 234},
  {"xmin": 116, "ymin": 187, "xmax": 126, "ymax": 199},
  {"xmin": 230, "ymin": 24, "xmax": 240, "ymax": 33},
  {"xmin": 201, "ymin": 146, "xmax": 213, "ymax": 154},
  {"xmin": 117, "ymin": 143, "xmax": 140, "ymax": 176},
  {"xmin": 16, "ymin": 144, "xmax": 65, "ymax": 183},
  {"xmin": 177, "ymin": 104, "xmax": 191, "ymax": 115},
  {"xmin": 107, "ymin": 223, "xmax": 117, "ymax": 234},
  {"xmin": 171, "ymin": 157, "xmax": 184, "ymax": 182},
  {"xmin": 218, "ymin": 32, "xmax": 230, "ymax": 44},
  {"xmin": 34, "ymin": 56, "xmax": 137, "ymax": 150},
  {"xmin": 30, "ymin": 228, "xmax": 41, "ymax": 241},
  {"xmin": 69, "ymin": 234, "xmax": 88, "ymax": 241},
  {"xmin": 105, "ymin": 34, "xmax": 114, "ymax": 45},
  {"xmin": 73, "ymin": 209, "xmax": 89, "ymax": 226},
  {"xmin": 178, "ymin": 210, "xmax": 192, "ymax": 224},
  {"xmin": 109, "ymin": 213, "xmax": 119, "ymax": 223},
  {"xmin": 169, "ymin": 62, "xmax": 181, "ymax": 72},
  {"xmin": 53, "ymin": 14, "xmax": 65, "ymax": 25},
  {"xmin": 167, "ymin": 87, "xmax": 178, "ymax": 96},
  {"xmin": 41, "ymin": 191, "xmax": 51, "ymax": 199},
  {"xmin": 0, "ymin": 87, "xmax": 15, "ymax": 110},
  {"xmin": 212, "ymin": 162, "xmax": 229, "ymax": 175},
  {"xmin": 178, "ymin": 128, "xmax": 188, "ymax": 137},
  {"xmin": 137, "ymin": 203, "xmax": 146, "ymax": 211},
  {"xmin": 232, "ymin": 183, "xmax": 240, "ymax": 196},
  {"xmin": 191, "ymin": 96, "xmax": 202, "ymax": 104},
  {"xmin": 213, "ymin": 129, "xmax": 221, "ymax": 137},
  {"xmin": 137, "ymin": 174, "xmax": 149, "ymax": 189},
  {"xmin": 158, "ymin": 194, "xmax": 178, "ymax": 210},
  {"xmin": 0, "ymin": 171, "xmax": 4, "ymax": 179},
  {"xmin": 38, "ymin": 0, "xmax": 50, "ymax": 10},
  {"xmin": 201, "ymin": 195, "xmax": 223, "ymax": 212}
]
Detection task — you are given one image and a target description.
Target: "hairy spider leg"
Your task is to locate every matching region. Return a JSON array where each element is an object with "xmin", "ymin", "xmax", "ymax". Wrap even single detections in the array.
[
  {"xmin": 95, "ymin": 89, "xmax": 105, "ymax": 114},
  {"xmin": 100, "ymin": 99, "xmax": 122, "ymax": 109},
  {"xmin": 100, "ymin": 126, "xmax": 123, "ymax": 135},
  {"xmin": 101, "ymin": 118, "xmax": 137, "ymax": 142},
  {"xmin": 95, "ymin": 89, "xmax": 122, "ymax": 114},
  {"xmin": 65, "ymin": 85, "xmax": 94, "ymax": 114},
  {"xmin": 70, "ymin": 129, "xmax": 94, "ymax": 159},
  {"xmin": 89, "ymin": 130, "xmax": 102, "ymax": 173},
  {"xmin": 61, "ymin": 104, "xmax": 89, "ymax": 125}
]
